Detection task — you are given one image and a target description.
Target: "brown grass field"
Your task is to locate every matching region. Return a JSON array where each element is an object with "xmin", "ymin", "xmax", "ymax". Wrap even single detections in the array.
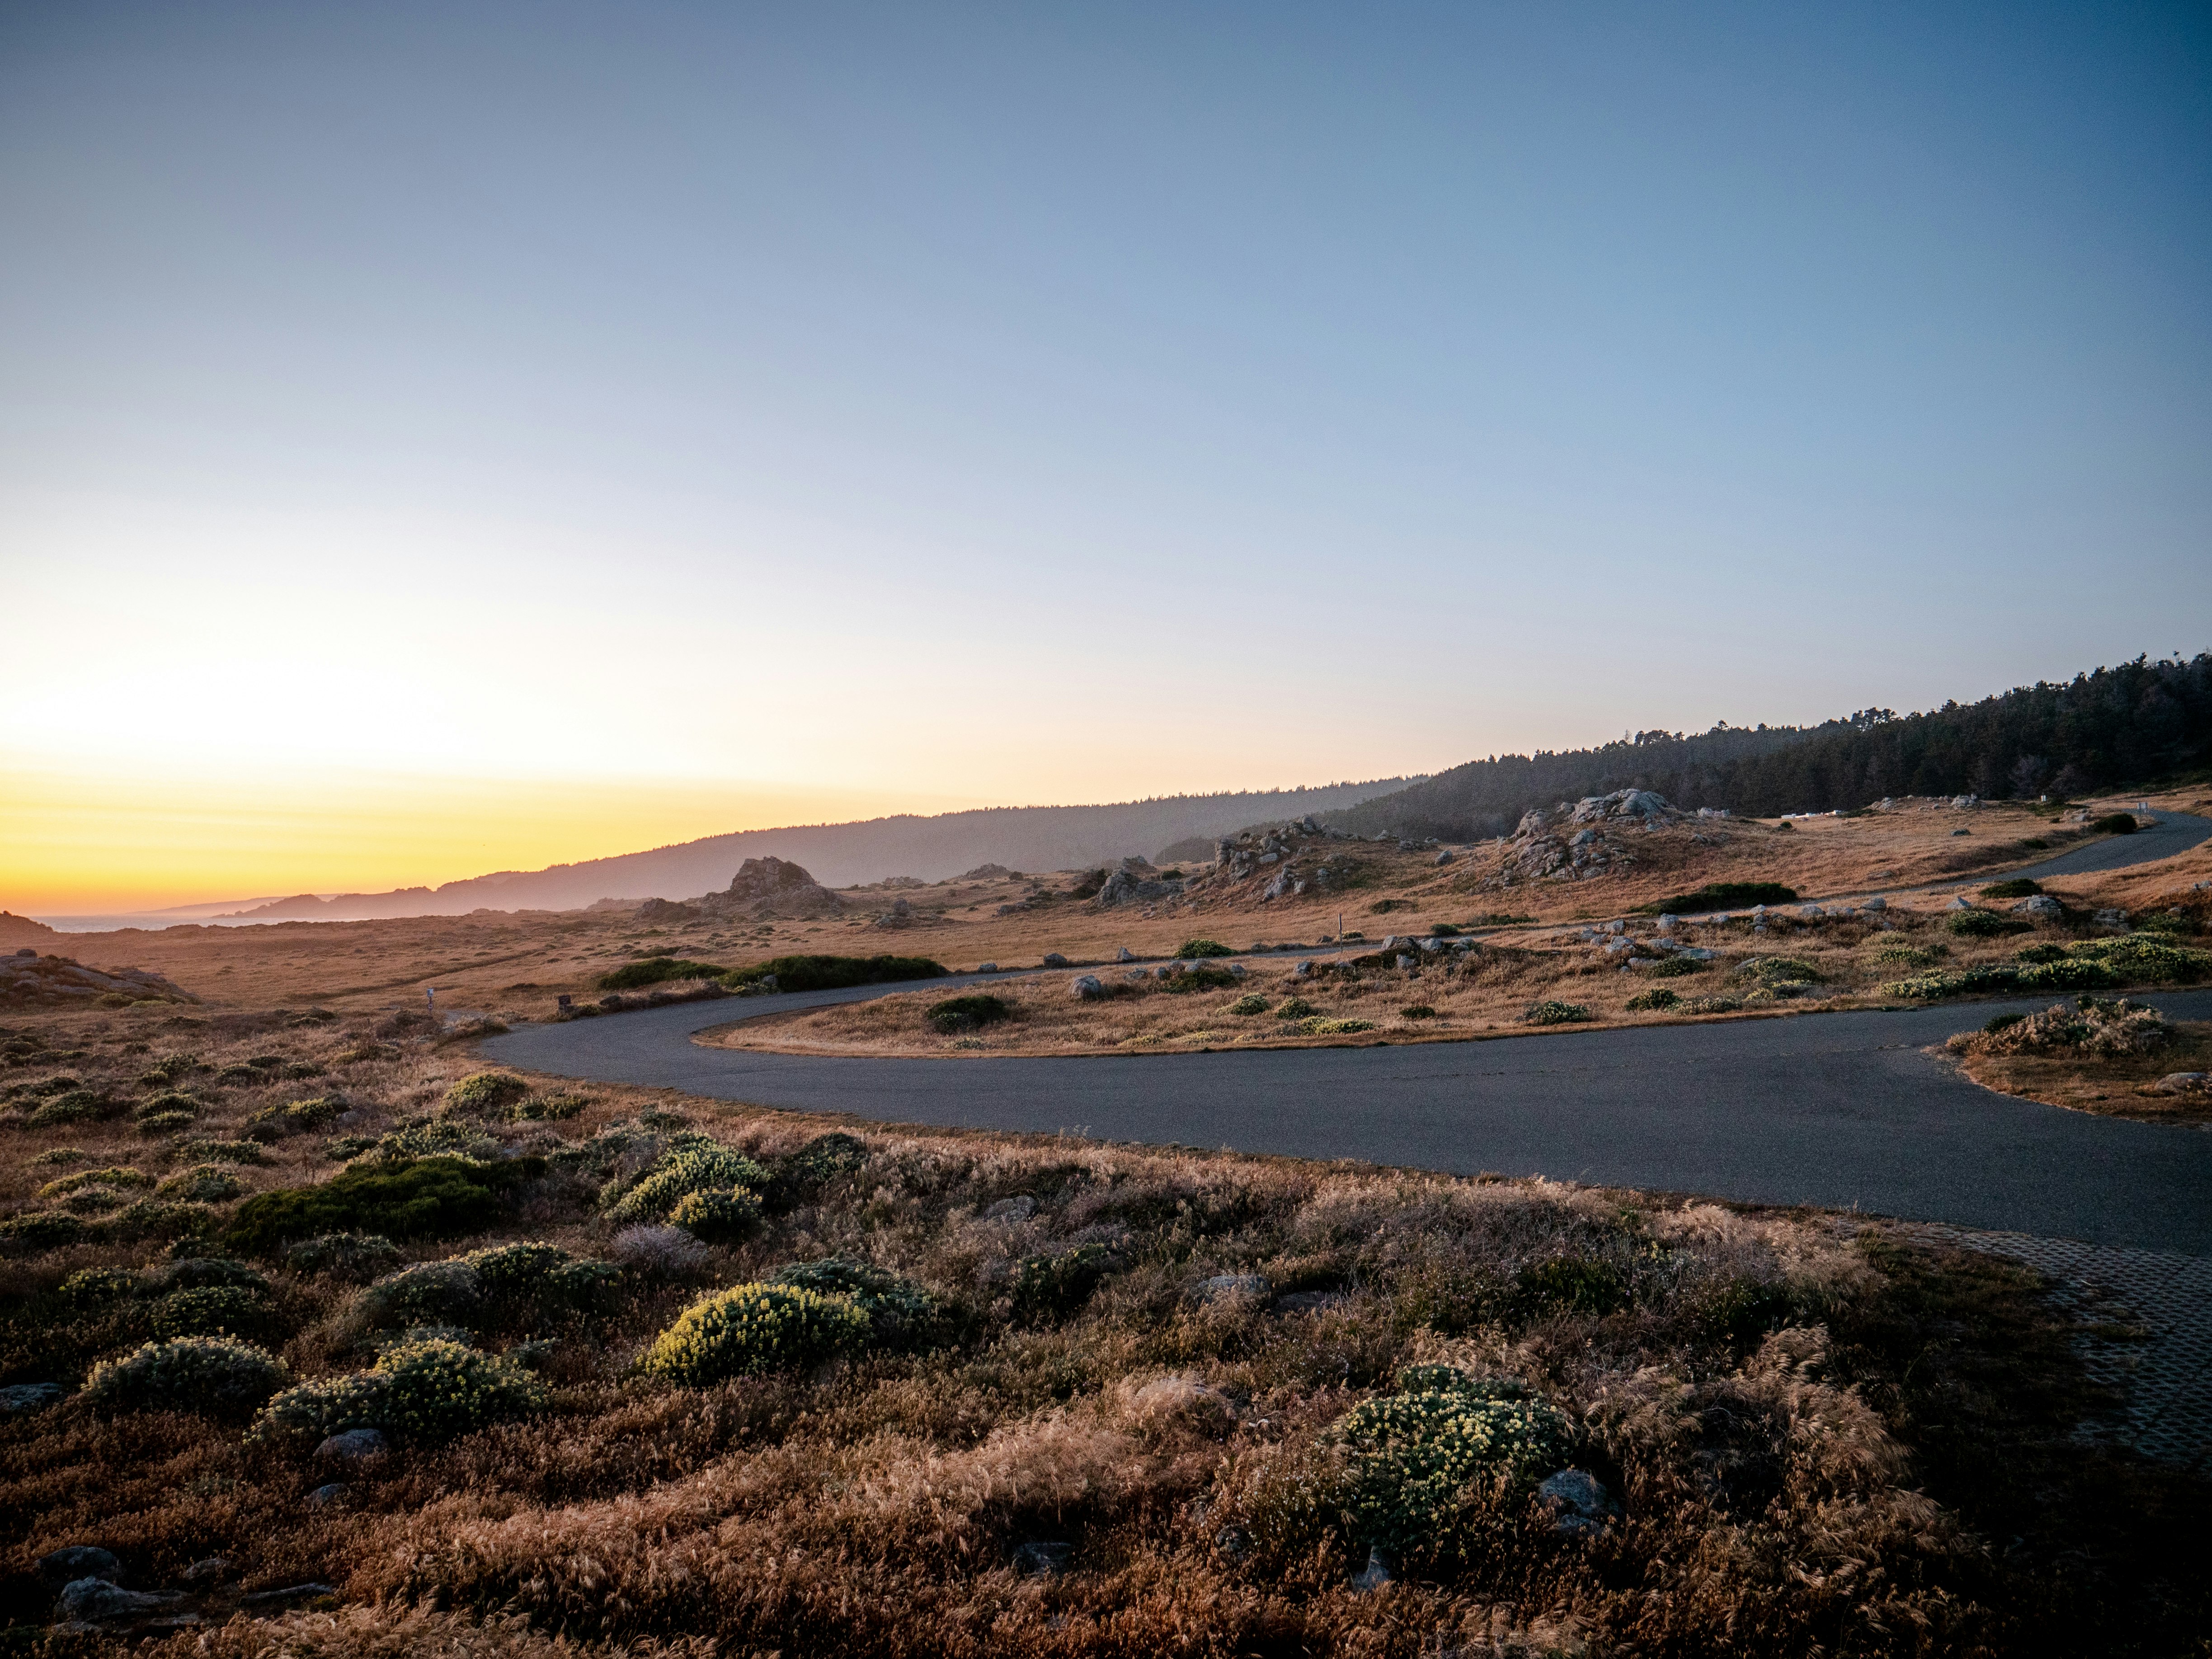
[
  {"xmin": 0, "ymin": 792, "xmax": 2208, "ymax": 1652},
  {"xmin": 0, "ymin": 980, "xmax": 2208, "ymax": 1656}
]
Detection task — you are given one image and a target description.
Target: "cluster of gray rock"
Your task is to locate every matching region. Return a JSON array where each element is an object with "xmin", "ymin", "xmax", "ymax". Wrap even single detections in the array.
[
  {"xmin": 36, "ymin": 1543, "xmax": 334, "ymax": 1636},
  {"xmin": 0, "ymin": 951, "xmax": 196, "ymax": 1008},
  {"xmin": 1093, "ymin": 856, "xmax": 1187, "ymax": 910},
  {"xmin": 1492, "ymin": 790, "xmax": 1680, "ymax": 887}
]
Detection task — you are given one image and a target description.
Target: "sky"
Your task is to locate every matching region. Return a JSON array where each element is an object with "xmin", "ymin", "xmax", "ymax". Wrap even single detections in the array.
[{"xmin": 4, "ymin": 1, "xmax": 2208, "ymax": 912}]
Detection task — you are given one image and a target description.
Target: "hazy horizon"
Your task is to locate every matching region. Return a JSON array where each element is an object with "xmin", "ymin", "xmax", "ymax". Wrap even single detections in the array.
[{"xmin": 5, "ymin": 3, "xmax": 2207, "ymax": 912}]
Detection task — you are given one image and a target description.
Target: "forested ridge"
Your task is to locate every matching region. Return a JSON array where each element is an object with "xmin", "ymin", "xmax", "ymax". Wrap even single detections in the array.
[{"xmin": 1329, "ymin": 654, "xmax": 2212, "ymax": 841}]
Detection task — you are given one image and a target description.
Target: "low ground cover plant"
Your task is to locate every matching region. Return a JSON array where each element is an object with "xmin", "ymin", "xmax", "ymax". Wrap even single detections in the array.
[
  {"xmin": 596, "ymin": 957, "xmax": 727, "ymax": 992},
  {"xmin": 226, "ymin": 1155, "xmax": 541, "ymax": 1254},
  {"xmin": 722, "ymin": 954, "xmax": 946, "ymax": 992},
  {"xmin": 927, "ymin": 994, "xmax": 1010, "ymax": 1033},
  {"xmin": 1175, "ymin": 939, "xmax": 1235, "ymax": 959},
  {"xmin": 1638, "ymin": 881, "xmax": 1798, "ymax": 915}
]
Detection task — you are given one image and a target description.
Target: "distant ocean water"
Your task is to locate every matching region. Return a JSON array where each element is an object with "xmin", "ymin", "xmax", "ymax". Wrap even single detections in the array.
[{"xmin": 31, "ymin": 915, "xmax": 282, "ymax": 934}]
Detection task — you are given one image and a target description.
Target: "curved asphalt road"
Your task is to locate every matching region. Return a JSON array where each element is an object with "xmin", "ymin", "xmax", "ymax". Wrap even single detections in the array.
[
  {"xmin": 2002, "ymin": 807, "xmax": 2212, "ymax": 882},
  {"xmin": 487, "ymin": 983, "xmax": 2212, "ymax": 1255},
  {"xmin": 483, "ymin": 810, "xmax": 2212, "ymax": 1254}
]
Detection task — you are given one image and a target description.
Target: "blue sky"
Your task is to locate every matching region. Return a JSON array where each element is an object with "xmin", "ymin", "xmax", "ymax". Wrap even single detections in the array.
[{"xmin": 2, "ymin": 2, "xmax": 2207, "ymax": 901}]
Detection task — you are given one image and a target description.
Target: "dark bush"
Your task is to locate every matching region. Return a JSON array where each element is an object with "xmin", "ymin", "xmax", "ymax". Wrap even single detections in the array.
[
  {"xmin": 1638, "ymin": 882, "xmax": 1800, "ymax": 916},
  {"xmin": 1644, "ymin": 957, "xmax": 1708, "ymax": 978},
  {"xmin": 597, "ymin": 957, "xmax": 726, "ymax": 992},
  {"xmin": 2092, "ymin": 813, "xmax": 2139, "ymax": 836},
  {"xmin": 226, "ymin": 1156, "xmax": 541, "ymax": 1255},
  {"xmin": 253, "ymin": 1337, "xmax": 545, "ymax": 1446},
  {"xmin": 1626, "ymin": 988, "xmax": 1680, "ymax": 1012},
  {"xmin": 722, "ymin": 954, "xmax": 946, "ymax": 993},
  {"xmin": 1984, "ymin": 1012, "xmax": 2028, "ymax": 1034},
  {"xmin": 284, "ymin": 1231, "xmax": 403, "ymax": 1280},
  {"xmin": 1400, "ymin": 1005, "xmax": 1438, "ymax": 1020},
  {"xmin": 84, "ymin": 1336, "xmax": 287, "ymax": 1420},
  {"xmin": 1164, "ymin": 965, "xmax": 1239, "ymax": 993},
  {"xmin": 1012, "ymin": 1244, "xmax": 1117, "ymax": 1323},
  {"xmin": 1515, "ymin": 1255, "xmax": 1628, "ymax": 1316},
  {"xmin": 1175, "ymin": 940, "xmax": 1235, "ymax": 959},
  {"xmin": 928, "ymin": 994, "xmax": 1011, "ymax": 1033},
  {"xmin": 770, "ymin": 1257, "xmax": 940, "ymax": 1346},
  {"xmin": 148, "ymin": 1284, "xmax": 269, "ymax": 1339},
  {"xmin": 1981, "ymin": 879, "xmax": 2043, "ymax": 899},
  {"xmin": 775, "ymin": 1132, "xmax": 870, "ymax": 1200},
  {"xmin": 1948, "ymin": 908, "xmax": 2030, "ymax": 939}
]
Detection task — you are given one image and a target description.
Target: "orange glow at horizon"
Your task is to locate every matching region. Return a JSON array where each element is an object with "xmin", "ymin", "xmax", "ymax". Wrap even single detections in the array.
[{"xmin": 0, "ymin": 760, "xmax": 988, "ymax": 915}]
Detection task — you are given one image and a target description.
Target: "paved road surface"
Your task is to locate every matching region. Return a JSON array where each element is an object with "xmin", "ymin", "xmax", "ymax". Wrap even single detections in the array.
[
  {"xmin": 486, "ymin": 983, "xmax": 2212, "ymax": 1254},
  {"xmin": 2003, "ymin": 808, "xmax": 2212, "ymax": 882}
]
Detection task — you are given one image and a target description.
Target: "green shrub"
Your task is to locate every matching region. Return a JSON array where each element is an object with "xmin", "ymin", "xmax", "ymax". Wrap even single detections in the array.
[
  {"xmin": 775, "ymin": 1132, "xmax": 870, "ymax": 1199},
  {"xmin": 2072, "ymin": 933, "xmax": 2212, "ymax": 983},
  {"xmin": 597, "ymin": 957, "xmax": 727, "ymax": 992},
  {"xmin": 508, "ymin": 1091, "xmax": 589, "ymax": 1121},
  {"xmin": 1272, "ymin": 997, "xmax": 1316, "ymax": 1020},
  {"xmin": 1738, "ymin": 956, "xmax": 1825, "ymax": 986},
  {"xmin": 24, "ymin": 1073, "xmax": 85, "ymax": 1096},
  {"xmin": 1175, "ymin": 940, "xmax": 1234, "ymax": 959},
  {"xmin": 928, "ymin": 994, "xmax": 1011, "ymax": 1033},
  {"xmin": 1984, "ymin": 1011, "xmax": 2028, "ymax": 1034},
  {"xmin": 84, "ymin": 1336, "xmax": 287, "ymax": 1420},
  {"xmin": 442, "ymin": 1072, "xmax": 531, "ymax": 1114},
  {"xmin": 1012, "ymin": 1245, "xmax": 1118, "ymax": 1323},
  {"xmin": 1430, "ymin": 923, "xmax": 1462, "ymax": 938},
  {"xmin": 226, "ymin": 1156, "xmax": 539, "ymax": 1255},
  {"xmin": 1399, "ymin": 1005, "xmax": 1437, "ymax": 1020},
  {"xmin": 215, "ymin": 1064, "xmax": 264, "ymax": 1086},
  {"xmin": 1228, "ymin": 994, "xmax": 1272, "ymax": 1016},
  {"xmin": 285, "ymin": 1231, "xmax": 402, "ymax": 1281},
  {"xmin": 156, "ymin": 1165, "xmax": 245, "ymax": 1203},
  {"xmin": 61, "ymin": 1267, "xmax": 139, "ymax": 1307},
  {"xmin": 1948, "ymin": 908, "xmax": 2028, "ymax": 939},
  {"xmin": 39, "ymin": 1166, "xmax": 152, "ymax": 1199},
  {"xmin": 1627, "ymin": 988, "xmax": 1680, "ymax": 1012},
  {"xmin": 605, "ymin": 1144, "xmax": 770, "ymax": 1225},
  {"xmin": 252, "ymin": 1337, "xmax": 544, "ymax": 1446},
  {"xmin": 103, "ymin": 1200, "xmax": 215, "ymax": 1243},
  {"xmin": 1165, "ymin": 965, "xmax": 1239, "ymax": 992},
  {"xmin": 148, "ymin": 1285, "xmax": 268, "ymax": 1339},
  {"xmin": 1516, "ymin": 1256, "xmax": 1629, "ymax": 1316},
  {"xmin": 1644, "ymin": 957, "xmax": 1707, "ymax": 978},
  {"xmin": 148, "ymin": 1256, "xmax": 268, "ymax": 1293},
  {"xmin": 0, "ymin": 1211, "xmax": 85, "ymax": 1253},
  {"xmin": 721, "ymin": 955, "xmax": 946, "ymax": 993},
  {"xmin": 136, "ymin": 1110, "xmax": 198, "ymax": 1136},
  {"xmin": 1982, "ymin": 879, "xmax": 2043, "ymax": 899},
  {"xmin": 29, "ymin": 1090, "xmax": 107, "ymax": 1127},
  {"xmin": 1298, "ymin": 1016, "xmax": 1376, "ymax": 1035},
  {"xmin": 361, "ymin": 1260, "xmax": 483, "ymax": 1329},
  {"xmin": 1330, "ymin": 1368, "xmax": 1574, "ymax": 1565},
  {"xmin": 642, "ymin": 1283, "xmax": 870, "ymax": 1384},
  {"xmin": 1638, "ymin": 882, "xmax": 1798, "ymax": 916},
  {"xmin": 668, "ymin": 1187, "xmax": 763, "ymax": 1242},
  {"xmin": 2092, "ymin": 813, "xmax": 2138, "ymax": 836},
  {"xmin": 365, "ymin": 1117, "xmax": 498, "ymax": 1162},
  {"xmin": 769, "ymin": 1258, "xmax": 939, "ymax": 1345},
  {"xmin": 1522, "ymin": 1001, "xmax": 1591, "ymax": 1026},
  {"xmin": 1870, "ymin": 940, "xmax": 1944, "ymax": 967}
]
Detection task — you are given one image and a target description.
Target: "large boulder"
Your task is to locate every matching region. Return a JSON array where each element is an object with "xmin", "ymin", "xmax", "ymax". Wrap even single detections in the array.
[
  {"xmin": 0, "ymin": 954, "xmax": 197, "ymax": 1008},
  {"xmin": 698, "ymin": 858, "xmax": 844, "ymax": 920}
]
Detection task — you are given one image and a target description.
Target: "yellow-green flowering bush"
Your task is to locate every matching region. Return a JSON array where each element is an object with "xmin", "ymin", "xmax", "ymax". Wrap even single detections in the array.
[
  {"xmin": 250, "ymin": 1337, "xmax": 544, "ymax": 1446},
  {"xmin": 443, "ymin": 1072, "xmax": 531, "ymax": 1114},
  {"xmin": 604, "ymin": 1144, "xmax": 769, "ymax": 1225},
  {"xmin": 1330, "ymin": 1366, "xmax": 1573, "ymax": 1565},
  {"xmin": 83, "ymin": 1336, "xmax": 288, "ymax": 1420},
  {"xmin": 148, "ymin": 1284, "xmax": 268, "ymax": 1339},
  {"xmin": 641, "ymin": 1283, "xmax": 867, "ymax": 1385},
  {"xmin": 667, "ymin": 1187, "xmax": 762, "ymax": 1242}
]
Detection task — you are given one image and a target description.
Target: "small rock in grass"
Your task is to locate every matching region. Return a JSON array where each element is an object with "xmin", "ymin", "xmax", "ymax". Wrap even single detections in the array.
[
  {"xmin": 240, "ymin": 1584, "xmax": 337, "ymax": 1609},
  {"xmin": 304, "ymin": 1482, "xmax": 349, "ymax": 1509},
  {"xmin": 1196, "ymin": 1274, "xmax": 1271, "ymax": 1304},
  {"xmin": 1351, "ymin": 1545, "xmax": 1394, "ymax": 1592},
  {"xmin": 1042, "ymin": 952, "xmax": 1069, "ymax": 968},
  {"xmin": 1, "ymin": 1382, "xmax": 64, "ymax": 1414},
  {"xmin": 38, "ymin": 1547, "xmax": 121, "ymax": 1589},
  {"xmin": 1115, "ymin": 947, "xmax": 1134, "ymax": 962},
  {"xmin": 315, "ymin": 1427, "xmax": 389, "ymax": 1463},
  {"xmin": 2017, "ymin": 894, "xmax": 2064, "ymax": 919},
  {"xmin": 2156, "ymin": 1073, "xmax": 2209, "ymax": 1094},
  {"xmin": 984, "ymin": 1195, "xmax": 1037, "ymax": 1222},
  {"xmin": 1012, "ymin": 1541, "xmax": 1072, "ymax": 1577},
  {"xmin": 976, "ymin": 962, "xmax": 998, "ymax": 973},
  {"xmin": 1536, "ymin": 1468, "xmax": 1621, "ymax": 1537},
  {"xmin": 56, "ymin": 1579, "xmax": 183, "ymax": 1628},
  {"xmin": 1069, "ymin": 974, "xmax": 1105, "ymax": 1000}
]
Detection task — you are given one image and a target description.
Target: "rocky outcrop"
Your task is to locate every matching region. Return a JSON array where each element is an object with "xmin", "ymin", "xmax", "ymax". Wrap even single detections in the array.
[
  {"xmin": 1487, "ymin": 790, "xmax": 1683, "ymax": 887},
  {"xmin": 0, "ymin": 953, "xmax": 198, "ymax": 1008},
  {"xmin": 633, "ymin": 898, "xmax": 699, "ymax": 922},
  {"xmin": 1094, "ymin": 856, "xmax": 1186, "ymax": 910},
  {"xmin": 697, "ymin": 858, "xmax": 844, "ymax": 920}
]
